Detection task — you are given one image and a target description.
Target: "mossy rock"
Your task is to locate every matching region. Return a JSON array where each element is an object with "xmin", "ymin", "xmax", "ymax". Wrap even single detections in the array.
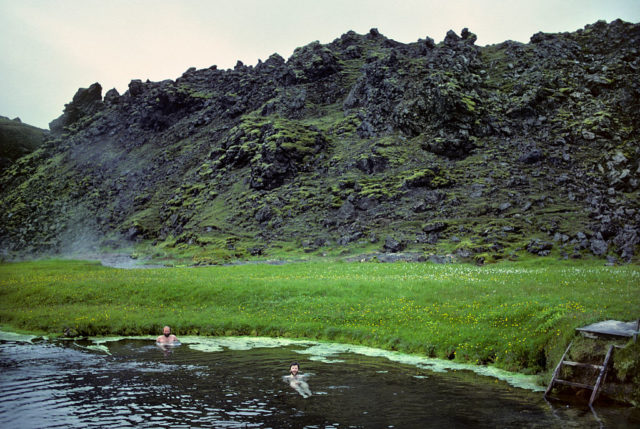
[{"xmin": 403, "ymin": 168, "xmax": 450, "ymax": 189}]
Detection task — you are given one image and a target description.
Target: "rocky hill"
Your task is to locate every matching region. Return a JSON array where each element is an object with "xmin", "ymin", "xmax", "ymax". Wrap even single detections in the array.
[
  {"xmin": 0, "ymin": 116, "xmax": 45, "ymax": 174},
  {"xmin": 1, "ymin": 19, "xmax": 639, "ymax": 264}
]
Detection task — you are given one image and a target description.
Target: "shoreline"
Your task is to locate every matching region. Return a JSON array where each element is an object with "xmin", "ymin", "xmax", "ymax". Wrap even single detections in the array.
[
  {"xmin": 1, "ymin": 258, "xmax": 638, "ymax": 405},
  {"xmin": 0, "ymin": 329, "xmax": 543, "ymax": 392}
]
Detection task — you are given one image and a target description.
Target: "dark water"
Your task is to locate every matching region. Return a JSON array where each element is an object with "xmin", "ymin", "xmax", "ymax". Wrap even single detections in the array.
[{"xmin": 1, "ymin": 336, "xmax": 638, "ymax": 428}]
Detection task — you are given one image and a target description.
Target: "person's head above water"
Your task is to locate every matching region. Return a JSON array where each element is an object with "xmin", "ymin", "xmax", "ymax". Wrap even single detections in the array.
[
  {"xmin": 157, "ymin": 325, "xmax": 178, "ymax": 344},
  {"xmin": 287, "ymin": 362, "xmax": 311, "ymax": 397}
]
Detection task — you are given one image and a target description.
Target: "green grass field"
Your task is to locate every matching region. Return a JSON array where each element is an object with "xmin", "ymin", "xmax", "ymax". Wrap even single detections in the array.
[{"xmin": 1, "ymin": 259, "xmax": 638, "ymax": 377}]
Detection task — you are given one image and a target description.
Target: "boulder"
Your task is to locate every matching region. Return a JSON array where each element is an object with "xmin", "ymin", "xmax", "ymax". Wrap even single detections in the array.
[
  {"xmin": 355, "ymin": 154, "xmax": 387, "ymax": 174},
  {"xmin": 612, "ymin": 225, "xmax": 639, "ymax": 261},
  {"xmin": 461, "ymin": 28, "xmax": 478, "ymax": 44},
  {"xmin": 499, "ymin": 202, "xmax": 512, "ymax": 212},
  {"xmin": 376, "ymin": 253, "xmax": 426, "ymax": 263},
  {"xmin": 104, "ymin": 88, "xmax": 121, "ymax": 105},
  {"xmin": 49, "ymin": 82, "xmax": 104, "ymax": 133},
  {"xmin": 355, "ymin": 196, "xmax": 377, "ymax": 211},
  {"xmin": 444, "ymin": 30, "xmax": 461, "ymax": 46},
  {"xmin": 469, "ymin": 184, "xmax": 484, "ymax": 198},
  {"xmin": 128, "ymin": 79, "xmax": 145, "ymax": 96},
  {"xmin": 338, "ymin": 232, "xmax": 363, "ymax": 245},
  {"xmin": 412, "ymin": 201, "xmax": 428, "ymax": 213},
  {"xmin": 590, "ymin": 239, "xmax": 608, "ymax": 256},
  {"xmin": 553, "ymin": 233, "xmax": 569, "ymax": 243},
  {"xmin": 526, "ymin": 239, "xmax": 553, "ymax": 256},
  {"xmin": 383, "ymin": 236, "xmax": 406, "ymax": 252},
  {"xmin": 428, "ymin": 255, "xmax": 454, "ymax": 264},
  {"xmin": 336, "ymin": 201, "xmax": 356, "ymax": 221},
  {"xmin": 287, "ymin": 41, "xmax": 341, "ymax": 82},
  {"xmin": 518, "ymin": 148, "xmax": 543, "ymax": 164},
  {"xmin": 368, "ymin": 28, "xmax": 382, "ymax": 39},
  {"xmin": 598, "ymin": 221, "xmax": 618, "ymax": 240},
  {"xmin": 255, "ymin": 206, "xmax": 274, "ymax": 223},
  {"xmin": 344, "ymin": 45, "xmax": 362, "ymax": 59},
  {"xmin": 422, "ymin": 221, "xmax": 447, "ymax": 233}
]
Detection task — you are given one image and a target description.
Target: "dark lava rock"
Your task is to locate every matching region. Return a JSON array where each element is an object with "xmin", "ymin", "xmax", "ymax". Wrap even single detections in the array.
[
  {"xmin": 128, "ymin": 79, "xmax": 145, "ymax": 96},
  {"xmin": 412, "ymin": 201, "xmax": 429, "ymax": 213},
  {"xmin": 287, "ymin": 41, "xmax": 341, "ymax": 82},
  {"xmin": 104, "ymin": 88, "xmax": 121, "ymax": 105},
  {"xmin": 590, "ymin": 239, "xmax": 608, "ymax": 256},
  {"xmin": 255, "ymin": 205, "xmax": 274, "ymax": 223},
  {"xmin": 612, "ymin": 225, "xmax": 639, "ymax": 260},
  {"xmin": 444, "ymin": 30, "xmax": 461, "ymax": 46},
  {"xmin": 428, "ymin": 254, "xmax": 454, "ymax": 264},
  {"xmin": 49, "ymin": 82, "xmax": 104, "ymax": 133},
  {"xmin": 336, "ymin": 201, "xmax": 356, "ymax": 222},
  {"xmin": 526, "ymin": 239, "xmax": 553, "ymax": 256},
  {"xmin": 377, "ymin": 252, "xmax": 425, "ymax": 263},
  {"xmin": 456, "ymin": 248, "xmax": 473, "ymax": 259},
  {"xmin": 355, "ymin": 154, "xmax": 388, "ymax": 174},
  {"xmin": 383, "ymin": 236, "xmax": 406, "ymax": 252},
  {"xmin": 423, "ymin": 221, "xmax": 447, "ymax": 233},
  {"xmin": 499, "ymin": 202, "xmax": 512, "ymax": 212},
  {"xmin": 338, "ymin": 232, "xmax": 363, "ymax": 246},
  {"xmin": 355, "ymin": 196, "xmax": 378, "ymax": 211},
  {"xmin": 518, "ymin": 149, "xmax": 544, "ymax": 164}
]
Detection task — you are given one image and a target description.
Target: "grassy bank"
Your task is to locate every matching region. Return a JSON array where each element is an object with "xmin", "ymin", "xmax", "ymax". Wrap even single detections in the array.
[{"xmin": 1, "ymin": 259, "xmax": 638, "ymax": 377}]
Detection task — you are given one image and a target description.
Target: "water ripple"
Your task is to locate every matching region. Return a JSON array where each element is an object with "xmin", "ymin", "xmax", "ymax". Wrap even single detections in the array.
[{"xmin": 1, "ymin": 335, "xmax": 638, "ymax": 428}]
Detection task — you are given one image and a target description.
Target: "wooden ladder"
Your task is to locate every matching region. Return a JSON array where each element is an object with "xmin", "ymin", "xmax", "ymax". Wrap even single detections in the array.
[{"xmin": 544, "ymin": 341, "xmax": 615, "ymax": 407}]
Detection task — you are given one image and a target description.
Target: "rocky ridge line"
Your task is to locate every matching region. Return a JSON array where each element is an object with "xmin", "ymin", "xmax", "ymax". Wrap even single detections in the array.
[{"xmin": 0, "ymin": 19, "xmax": 638, "ymax": 264}]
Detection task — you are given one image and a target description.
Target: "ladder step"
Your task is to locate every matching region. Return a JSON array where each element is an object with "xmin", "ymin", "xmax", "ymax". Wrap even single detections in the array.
[
  {"xmin": 554, "ymin": 379, "xmax": 594, "ymax": 390},
  {"xmin": 545, "ymin": 341, "xmax": 574, "ymax": 398},
  {"xmin": 562, "ymin": 360, "xmax": 604, "ymax": 370},
  {"xmin": 589, "ymin": 344, "xmax": 615, "ymax": 406}
]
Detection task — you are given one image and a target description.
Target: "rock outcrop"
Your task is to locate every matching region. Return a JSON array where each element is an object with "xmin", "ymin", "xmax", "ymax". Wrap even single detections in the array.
[{"xmin": 1, "ymin": 19, "xmax": 639, "ymax": 263}]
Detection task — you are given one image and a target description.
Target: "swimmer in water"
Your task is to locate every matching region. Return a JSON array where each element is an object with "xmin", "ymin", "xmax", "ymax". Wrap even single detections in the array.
[
  {"xmin": 284, "ymin": 362, "xmax": 312, "ymax": 398},
  {"xmin": 156, "ymin": 326, "xmax": 179, "ymax": 344}
]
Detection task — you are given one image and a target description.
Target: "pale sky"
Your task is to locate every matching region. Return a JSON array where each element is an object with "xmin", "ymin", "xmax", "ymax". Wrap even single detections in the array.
[{"xmin": 1, "ymin": 0, "xmax": 639, "ymax": 129}]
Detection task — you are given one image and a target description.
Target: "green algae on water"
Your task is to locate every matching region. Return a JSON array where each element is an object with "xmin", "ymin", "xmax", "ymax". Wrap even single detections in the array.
[
  {"xmin": 291, "ymin": 341, "xmax": 544, "ymax": 391},
  {"xmin": 0, "ymin": 330, "xmax": 39, "ymax": 343},
  {"xmin": 90, "ymin": 335, "xmax": 542, "ymax": 392},
  {"xmin": 183, "ymin": 336, "xmax": 316, "ymax": 353}
]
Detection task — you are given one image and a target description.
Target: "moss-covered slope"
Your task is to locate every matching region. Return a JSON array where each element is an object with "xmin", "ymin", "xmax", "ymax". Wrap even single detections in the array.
[
  {"xmin": 0, "ymin": 116, "xmax": 45, "ymax": 174},
  {"xmin": 1, "ymin": 20, "xmax": 638, "ymax": 263}
]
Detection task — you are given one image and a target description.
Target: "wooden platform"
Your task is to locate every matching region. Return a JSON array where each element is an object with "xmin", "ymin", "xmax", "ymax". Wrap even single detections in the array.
[
  {"xmin": 545, "ymin": 318, "xmax": 638, "ymax": 407},
  {"xmin": 576, "ymin": 320, "xmax": 639, "ymax": 339}
]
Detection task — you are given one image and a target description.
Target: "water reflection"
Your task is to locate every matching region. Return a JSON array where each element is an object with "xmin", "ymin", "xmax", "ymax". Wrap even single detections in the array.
[
  {"xmin": 156, "ymin": 341, "xmax": 181, "ymax": 358},
  {"xmin": 0, "ymin": 335, "xmax": 638, "ymax": 428}
]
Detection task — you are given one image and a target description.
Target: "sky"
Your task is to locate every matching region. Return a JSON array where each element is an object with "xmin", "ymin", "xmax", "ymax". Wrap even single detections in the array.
[{"xmin": 1, "ymin": 0, "xmax": 639, "ymax": 129}]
